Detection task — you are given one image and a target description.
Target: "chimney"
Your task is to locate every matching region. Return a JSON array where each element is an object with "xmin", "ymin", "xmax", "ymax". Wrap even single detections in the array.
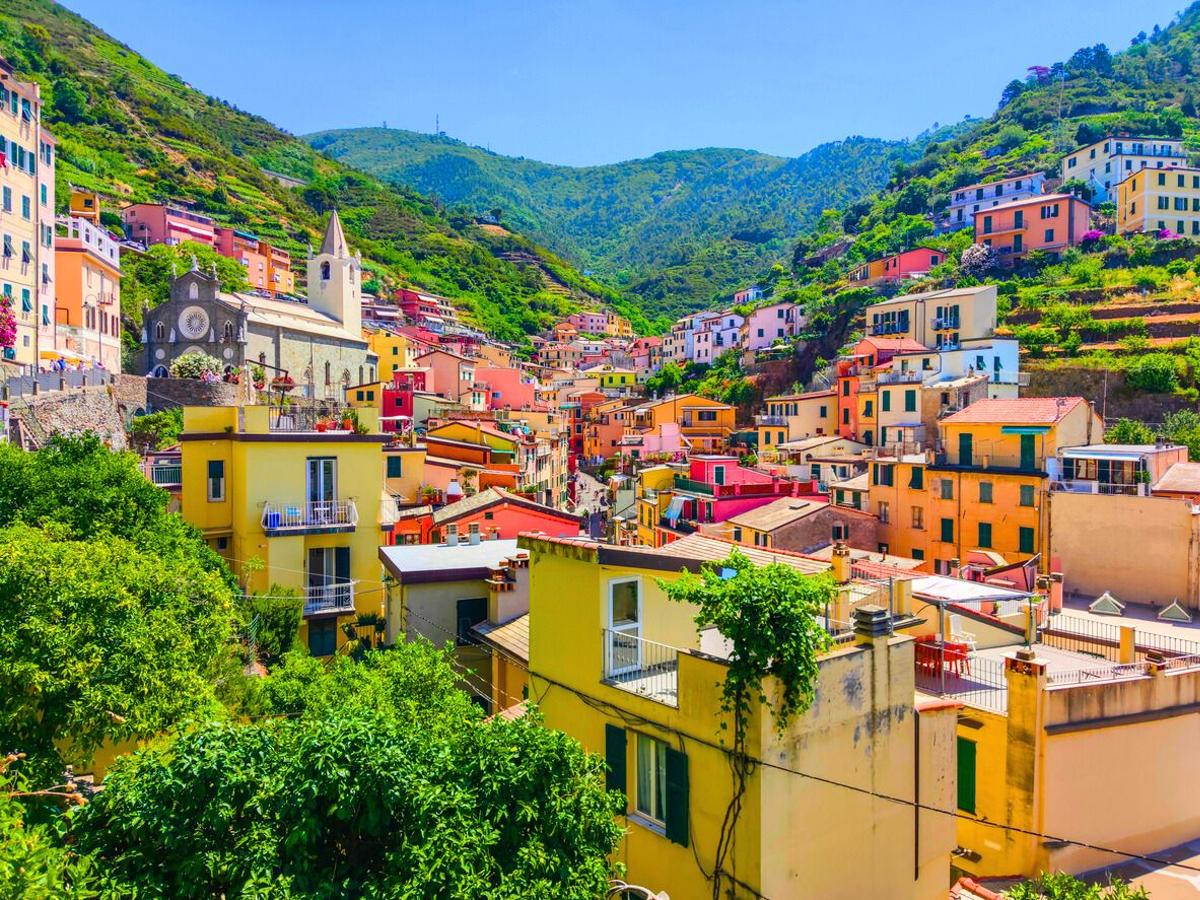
[
  {"xmin": 831, "ymin": 541, "xmax": 851, "ymax": 584},
  {"xmin": 469, "ymin": 522, "xmax": 481, "ymax": 545},
  {"xmin": 853, "ymin": 603, "xmax": 892, "ymax": 642},
  {"xmin": 445, "ymin": 523, "xmax": 459, "ymax": 547}
]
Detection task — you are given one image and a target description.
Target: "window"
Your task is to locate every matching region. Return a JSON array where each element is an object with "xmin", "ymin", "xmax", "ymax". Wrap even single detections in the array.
[
  {"xmin": 881, "ymin": 391, "xmax": 891, "ymax": 412},
  {"xmin": 878, "ymin": 501, "xmax": 889, "ymax": 524},
  {"xmin": 979, "ymin": 482, "xmax": 993, "ymax": 504},
  {"xmin": 981, "ymin": 215, "xmax": 993, "ymax": 234},
  {"xmin": 978, "ymin": 522, "xmax": 992, "ymax": 549},
  {"xmin": 842, "ymin": 381, "xmax": 850, "ymax": 396},
  {"xmin": 940, "ymin": 478, "xmax": 953, "ymax": 500},
  {"xmin": 732, "ymin": 527, "xmax": 742, "ymax": 543},
  {"xmin": 21, "ymin": 195, "xmax": 30, "ymax": 219},
  {"xmin": 1019, "ymin": 484, "xmax": 1035, "ymax": 507},
  {"xmin": 625, "ymin": 732, "xmax": 689, "ymax": 844},
  {"xmin": 831, "ymin": 523, "xmax": 848, "ymax": 542},
  {"xmin": 1044, "ymin": 228, "xmax": 1055, "ymax": 243},
  {"xmin": 940, "ymin": 518, "xmax": 954, "ymax": 543},
  {"xmin": 1019, "ymin": 526, "xmax": 1035, "ymax": 554},
  {"xmin": 386, "ymin": 456, "xmax": 403, "ymax": 478},
  {"xmin": 912, "ymin": 506, "xmax": 924, "ymax": 529},
  {"xmin": 818, "ymin": 404, "xmax": 827, "ymax": 418},
  {"xmin": 1013, "ymin": 210, "xmax": 1023, "ymax": 228},
  {"xmin": 909, "ymin": 466, "xmax": 924, "ymax": 489},
  {"xmin": 863, "ymin": 399, "xmax": 873, "ymax": 418},
  {"xmin": 904, "ymin": 390, "xmax": 916, "ymax": 412},
  {"xmin": 1158, "ymin": 172, "xmax": 1167, "ymax": 186},
  {"xmin": 206, "ymin": 460, "xmax": 225, "ymax": 501},
  {"xmin": 957, "ymin": 737, "xmax": 977, "ymax": 814},
  {"xmin": 308, "ymin": 620, "xmax": 337, "ymax": 657},
  {"xmin": 912, "ymin": 548, "xmax": 925, "ymax": 561},
  {"xmin": 456, "ymin": 597, "xmax": 487, "ymax": 645},
  {"xmin": 1158, "ymin": 196, "xmax": 1170, "ymax": 210},
  {"xmin": 872, "ymin": 463, "xmax": 894, "ymax": 487}
]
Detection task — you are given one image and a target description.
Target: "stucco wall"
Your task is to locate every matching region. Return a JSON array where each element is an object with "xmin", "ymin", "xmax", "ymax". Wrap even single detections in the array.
[{"xmin": 1049, "ymin": 490, "xmax": 1199, "ymax": 608}]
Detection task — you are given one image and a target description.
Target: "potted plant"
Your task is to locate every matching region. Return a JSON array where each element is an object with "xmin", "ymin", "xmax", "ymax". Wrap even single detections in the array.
[
  {"xmin": 315, "ymin": 418, "xmax": 329, "ymax": 433},
  {"xmin": 252, "ymin": 364, "xmax": 267, "ymax": 390},
  {"xmin": 341, "ymin": 413, "xmax": 354, "ymax": 431},
  {"xmin": 271, "ymin": 374, "xmax": 295, "ymax": 393}
]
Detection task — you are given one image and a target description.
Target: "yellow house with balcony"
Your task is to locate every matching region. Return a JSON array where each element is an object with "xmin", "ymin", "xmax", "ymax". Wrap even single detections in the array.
[
  {"xmin": 179, "ymin": 404, "xmax": 389, "ymax": 655},
  {"xmin": 865, "ymin": 284, "xmax": 997, "ymax": 348},
  {"xmin": 367, "ymin": 329, "xmax": 419, "ymax": 376},
  {"xmin": 869, "ymin": 397, "xmax": 1100, "ymax": 571},
  {"xmin": 523, "ymin": 532, "xmax": 957, "ymax": 899}
]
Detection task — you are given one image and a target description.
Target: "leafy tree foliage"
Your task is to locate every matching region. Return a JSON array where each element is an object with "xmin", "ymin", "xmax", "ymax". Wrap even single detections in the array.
[
  {"xmin": 1007, "ymin": 871, "xmax": 1147, "ymax": 899},
  {"xmin": 1125, "ymin": 352, "xmax": 1180, "ymax": 393},
  {"xmin": 128, "ymin": 407, "xmax": 184, "ymax": 452},
  {"xmin": 1103, "ymin": 418, "xmax": 1155, "ymax": 445},
  {"xmin": 74, "ymin": 647, "xmax": 622, "ymax": 898}
]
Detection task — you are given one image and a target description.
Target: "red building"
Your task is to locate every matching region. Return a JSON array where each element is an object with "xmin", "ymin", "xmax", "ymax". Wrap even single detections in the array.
[
  {"xmin": 385, "ymin": 487, "xmax": 582, "ymax": 546},
  {"xmin": 381, "ymin": 368, "xmax": 430, "ymax": 432}
]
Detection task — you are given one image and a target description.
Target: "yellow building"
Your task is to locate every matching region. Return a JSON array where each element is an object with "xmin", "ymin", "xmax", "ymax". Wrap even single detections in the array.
[
  {"xmin": 1117, "ymin": 166, "xmax": 1200, "ymax": 236},
  {"xmin": 523, "ymin": 532, "xmax": 957, "ymax": 899},
  {"xmin": 756, "ymin": 389, "xmax": 836, "ymax": 458},
  {"xmin": 179, "ymin": 404, "xmax": 388, "ymax": 655},
  {"xmin": 0, "ymin": 59, "xmax": 56, "ymax": 370},
  {"xmin": 344, "ymin": 380, "xmax": 383, "ymax": 409},
  {"xmin": 475, "ymin": 343, "xmax": 514, "ymax": 368},
  {"xmin": 605, "ymin": 313, "xmax": 634, "ymax": 337},
  {"xmin": 631, "ymin": 393, "xmax": 736, "ymax": 454},
  {"xmin": 870, "ymin": 397, "xmax": 1100, "ymax": 570},
  {"xmin": 633, "ymin": 464, "xmax": 679, "ymax": 546},
  {"xmin": 596, "ymin": 367, "xmax": 639, "ymax": 391},
  {"xmin": 866, "ymin": 285, "xmax": 997, "ymax": 348},
  {"xmin": 366, "ymin": 329, "xmax": 418, "ymax": 376}
]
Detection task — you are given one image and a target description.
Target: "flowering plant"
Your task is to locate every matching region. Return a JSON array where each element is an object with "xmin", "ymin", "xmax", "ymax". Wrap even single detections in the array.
[{"xmin": 0, "ymin": 294, "xmax": 15, "ymax": 349}]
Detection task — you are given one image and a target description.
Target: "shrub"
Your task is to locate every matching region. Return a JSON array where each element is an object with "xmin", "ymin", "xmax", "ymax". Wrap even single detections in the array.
[
  {"xmin": 169, "ymin": 351, "xmax": 223, "ymax": 379},
  {"xmin": 246, "ymin": 587, "xmax": 305, "ymax": 666},
  {"xmin": 1126, "ymin": 352, "xmax": 1180, "ymax": 393}
]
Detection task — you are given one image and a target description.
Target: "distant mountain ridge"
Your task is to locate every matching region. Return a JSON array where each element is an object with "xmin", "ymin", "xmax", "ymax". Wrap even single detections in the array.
[{"xmin": 306, "ymin": 127, "xmax": 943, "ymax": 315}]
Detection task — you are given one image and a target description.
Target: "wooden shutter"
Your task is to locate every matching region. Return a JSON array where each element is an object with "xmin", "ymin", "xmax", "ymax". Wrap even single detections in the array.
[
  {"xmin": 334, "ymin": 547, "xmax": 350, "ymax": 583},
  {"xmin": 664, "ymin": 746, "xmax": 689, "ymax": 847},
  {"xmin": 957, "ymin": 737, "xmax": 977, "ymax": 813},
  {"xmin": 605, "ymin": 724, "xmax": 627, "ymax": 804}
]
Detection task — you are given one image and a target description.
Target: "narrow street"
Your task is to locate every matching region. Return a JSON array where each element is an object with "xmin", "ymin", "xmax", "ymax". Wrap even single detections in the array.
[{"xmin": 571, "ymin": 469, "xmax": 609, "ymax": 538}]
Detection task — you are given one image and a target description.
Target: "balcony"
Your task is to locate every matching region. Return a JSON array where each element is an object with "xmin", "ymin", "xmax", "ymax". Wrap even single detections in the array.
[
  {"xmin": 672, "ymin": 475, "xmax": 714, "ymax": 495},
  {"xmin": 876, "ymin": 369, "xmax": 924, "ymax": 385},
  {"xmin": 268, "ymin": 406, "xmax": 357, "ymax": 433},
  {"xmin": 148, "ymin": 462, "xmax": 182, "ymax": 488},
  {"xmin": 303, "ymin": 581, "xmax": 357, "ymax": 617},
  {"xmin": 755, "ymin": 414, "xmax": 787, "ymax": 426},
  {"xmin": 1050, "ymin": 479, "xmax": 1148, "ymax": 497},
  {"xmin": 601, "ymin": 628, "xmax": 679, "ymax": 707},
  {"xmin": 261, "ymin": 500, "xmax": 358, "ymax": 535}
]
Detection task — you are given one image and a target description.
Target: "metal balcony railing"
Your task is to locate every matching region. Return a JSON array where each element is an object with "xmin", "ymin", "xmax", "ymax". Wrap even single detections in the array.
[
  {"xmin": 148, "ymin": 463, "xmax": 182, "ymax": 487},
  {"xmin": 268, "ymin": 406, "xmax": 355, "ymax": 432},
  {"xmin": 304, "ymin": 581, "xmax": 356, "ymax": 616},
  {"xmin": 261, "ymin": 500, "xmax": 358, "ymax": 532},
  {"xmin": 601, "ymin": 628, "xmax": 679, "ymax": 707},
  {"xmin": 755, "ymin": 414, "xmax": 787, "ymax": 426}
]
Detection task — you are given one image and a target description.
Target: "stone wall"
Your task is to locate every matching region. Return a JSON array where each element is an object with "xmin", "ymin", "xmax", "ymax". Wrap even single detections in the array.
[
  {"xmin": 9, "ymin": 384, "xmax": 128, "ymax": 450},
  {"xmin": 1025, "ymin": 366, "xmax": 1196, "ymax": 424},
  {"xmin": 138, "ymin": 376, "xmax": 237, "ymax": 412}
]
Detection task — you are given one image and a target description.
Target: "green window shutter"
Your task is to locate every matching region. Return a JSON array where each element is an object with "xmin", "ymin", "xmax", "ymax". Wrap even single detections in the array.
[
  {"xmin": 909, "ymin": 467, "xmax": 924, "ymax": 489},
  {"xmin": 881, "ymin": 391, "xmax": 891, "ymax": 412},
  {"xmin": 334, "ymin": 547, "xmax": 351, "ymax": 583},
  {"xmin": 872, "ymin": 465, "xmax": 879, "ymax": 486},
  {"xmin": 1019, "ymin": 527, "xmax": 1035, "ymax": 554},
  {"xmin": 605, "ymin": 724, "xmax": 627, "ymax": 802},
  {"xmin": 207, "ymin": 460, "xmax": 223, "ymax": 480},
  {"xmin": 664, "ymin": 746, "xmax": 689, "ymax": 847},
  {"xmin": 387, "ymin": 457, "xmax": 403, "ymax": 478},
  {"xmin": 978, "ymin": 523, "xmax": 992, "ymax": 548},
  {"xmin": 904, "ymin": 389, "xmax": 916, "ymax": 412},
  {"xmin": 1020, "ymin": 484, "xmax": 1034, "ymax": 507},
  {"xmin": 957, "ymin": 737, "xmax": 977, "ymax": 813},
  {"xmin": 940, "ymin": 518, "xmax": 954, "ymax": 543}
]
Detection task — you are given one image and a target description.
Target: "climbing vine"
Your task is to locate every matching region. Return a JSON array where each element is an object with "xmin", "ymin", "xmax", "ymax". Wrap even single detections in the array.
[{"xmin": 661, "ymin": 550, "xmax": 835, "ymax": 899}]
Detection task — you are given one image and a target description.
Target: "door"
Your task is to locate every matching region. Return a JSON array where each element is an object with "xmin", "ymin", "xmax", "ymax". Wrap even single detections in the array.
[
  {"xmin": 958, "ymin": 432, "xmax": 973, "ymax": 467},
  {"xmin": 607, "ymin": 578, "xmax": 641, "ymax": 676},
  {"xmin": 1020, "ymin": 434, "xmax": 1036, "ymax": 470},
  {"xmin": 712, "ymin": 465, "xmax": 725, "ymax": 486},
  {"xmin": 307, "ymin": 456, "xmax": 336, "ymax": 521},
  {"xmin": 308, "ymin": 546, "xmax": 350, "ymax": 611}
]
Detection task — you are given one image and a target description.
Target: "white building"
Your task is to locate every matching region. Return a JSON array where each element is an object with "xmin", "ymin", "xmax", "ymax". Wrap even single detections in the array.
[
  {"xmin": 941, "ymin": 173, "xmax": 1047, "ymax": 232},
  {"xmin": 1062, "ymin": 135, "xmax": 1187, "ymax": 202}
]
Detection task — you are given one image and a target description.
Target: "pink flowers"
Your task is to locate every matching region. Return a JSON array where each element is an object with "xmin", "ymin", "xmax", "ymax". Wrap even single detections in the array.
[
  {"xmin": 1081, "ymin": 229, "xmax": 1105, "ymax": 243},
  {"xmin": 0, "ymin": 294, "xmax": 16, "ymax": 349}
]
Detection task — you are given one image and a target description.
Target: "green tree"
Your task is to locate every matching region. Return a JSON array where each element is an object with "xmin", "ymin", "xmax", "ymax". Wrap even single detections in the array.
[
  {"xmin": 1161, "ymin": 409, "xmax": 1200, "ymax": 461},
  {"xmin": 1103, "ymin": 418, "xmax": 1155, "ymax": 445},
  {"xmin": 244, "ymin": 588, "xmax": 304, "ymax": 668},
  {"xmin": 644, "ymin": 360, "xmax": 684, "ymax": 397},
  {"xmin": 0, "ymin": 525, "xmax": 236, "ymax": 780},
  {"xmin": 1126, "ymin": 352, "xmax": 1179, "ymax": 393},
  {"xmin": 74, "ymin": 649, "xmax": 622, "ymax": 898},
  {"xmin": 128, "ymin": 407, "xmax": 184, "ymax": 452}
]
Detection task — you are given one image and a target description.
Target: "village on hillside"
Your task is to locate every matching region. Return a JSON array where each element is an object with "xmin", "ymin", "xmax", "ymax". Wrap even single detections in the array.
[{"xmin": 7, "ymin": 31, "xmax": 1200, "ymax": 899}]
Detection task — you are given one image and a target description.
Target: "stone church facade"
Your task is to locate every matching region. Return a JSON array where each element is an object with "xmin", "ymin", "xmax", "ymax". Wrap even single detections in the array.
[{"xmin": 139, "ymin": 212, "xmax": 376, "ymax": 399}]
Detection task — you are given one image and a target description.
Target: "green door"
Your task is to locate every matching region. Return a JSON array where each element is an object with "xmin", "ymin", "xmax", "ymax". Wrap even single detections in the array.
[
  {"xmin": 1020, "ymin": 434, "xmax": 1036, "ymax": 470},
  {"xmin": 958, "ymin": 432, "xmax": 973, "ymax": 467},
  {"xmin": 957, "ymin": 737, "xmax": 977, "ymax": 813}
]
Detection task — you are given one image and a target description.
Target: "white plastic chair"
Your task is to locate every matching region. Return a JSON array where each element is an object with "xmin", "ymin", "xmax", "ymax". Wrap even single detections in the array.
[{"xmin": 949, "ymin": 614, "xmax": 977, "ymax": 652}]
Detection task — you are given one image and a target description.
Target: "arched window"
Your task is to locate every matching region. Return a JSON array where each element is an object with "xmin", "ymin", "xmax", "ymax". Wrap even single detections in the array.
[
  {"xmin": 324, "ymin": 361, "xmax": 331, "ymax": 385},
  {"xmin": 155, "ymin": 321, "xmax": 166, "ymax": 341},
  {"xmin": 358, "ymin": 365, "xmax": 364, "ymax": 385},
  {"xmin": 152, "ymin": 365, "xmax": 168, "ymax": 377},
  {"xmin": 188, "ymin": 282, "xmax": 199, "ymax": 300},
  {"xmin": 320, "ymin": 261, "xmax": 331, "ymax": 281},
  {"xmin": 341, "ymin": 369, "xmax": 351, "ymax": 386},
  {"xmin": 223, "ymin": 320, "xmax": 234, "ymax": 343}
]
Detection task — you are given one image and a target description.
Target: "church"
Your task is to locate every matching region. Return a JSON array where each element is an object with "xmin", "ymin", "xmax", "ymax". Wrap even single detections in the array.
[{"xmin": 140, "ymin": 211, "xmax": 377, "ymax": 397}]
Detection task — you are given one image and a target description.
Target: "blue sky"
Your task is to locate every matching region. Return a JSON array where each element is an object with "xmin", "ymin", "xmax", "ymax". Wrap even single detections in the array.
[{"xmin": 65, "ymin": 0, "xmax": 1184, "ymax": 166}]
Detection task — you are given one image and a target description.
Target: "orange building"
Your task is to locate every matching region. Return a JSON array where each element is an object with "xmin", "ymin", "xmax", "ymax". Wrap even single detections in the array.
[
  {"xmin": 261, "ymin": 242, "xmax": 294, "ymax": 295},
  {"xmin": 974, "ymin": 194, "xmax": 1091, "ymax": 265},
  {"xmin": 849, "ymin": 248, "xmax": 945, "ymax": 286},
  {"xmin": 53, "ymin": 216, "xmax": 121, "ymax": 371},
  {"xmin": 214, "ymin": 227, "xmax": 269, "ymax": 292}
]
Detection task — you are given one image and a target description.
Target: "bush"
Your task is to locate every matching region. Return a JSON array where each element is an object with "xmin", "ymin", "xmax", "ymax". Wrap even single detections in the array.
[
  {"xmin": 1126, "ymin": 352, "xmax": 1180, "ymax": 393},
  {"xmin": 247, "ymin": 588, "xmax": 305, "ymax": 666},
  {"xmin": 129, "ymin": 407, "xmax": 184, "ymax": 452},
  {"xmin": 169, "ymin": 351, "xmax": 223, "ymax": 379}
]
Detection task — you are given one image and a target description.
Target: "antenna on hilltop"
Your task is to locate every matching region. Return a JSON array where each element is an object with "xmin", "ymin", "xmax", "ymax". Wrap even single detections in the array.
[{"xmin": 436, "ymin": 113, "xmax": 440, "ymax": 135}]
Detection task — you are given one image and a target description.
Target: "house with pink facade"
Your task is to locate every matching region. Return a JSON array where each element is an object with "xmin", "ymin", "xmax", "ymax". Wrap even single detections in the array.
[
  {"xmin": 121, "ymin": 203, "xmax": 215, "ymax": 247},
  {"xmin": 475, "ymin": 365, "xmax": 540, "ymax": 411},
  {"xmin": 618, "ymin": 421, "xmax": 684, "ymax": 459},
  {"xmin": 567, "ymin": 311, "xmax": 609, "ymax": 335},
  {"xmin": 745, "ymin": 301, "xmax": 799, "ymax": 351},
  {"xmin": 414, "ymin": 346, "xmax": 476, "ymax": 401}
]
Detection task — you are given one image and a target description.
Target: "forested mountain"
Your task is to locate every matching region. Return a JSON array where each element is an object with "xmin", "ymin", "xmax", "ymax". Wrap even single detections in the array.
[
  {"xmin": 307, "ymin": 127, "xmax": 948, "ymax": 316},
  {"xmin": 0, "ymin": 0, "xmax": 646, "ymax": 342}
]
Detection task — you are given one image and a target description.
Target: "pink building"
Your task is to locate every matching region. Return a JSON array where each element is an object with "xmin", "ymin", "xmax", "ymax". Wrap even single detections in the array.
[
  {"xmin": 567, "ymin": 311, "xmax": 609, "ymax": 335},
  {"xmin": 746, "ymin": 301, "xmax": 798, "ymax": 351},
  {"xmin": 663, "ymin": 455, "xmax": 819, "ymax": 534},
  {"xmin": 381, "ymin": 368, "xmax": 430, "ymax": 432},
  {"xmin": 475, "ymin": 365, "xmax": 540, "ymax": 411},
  {"xmin": 619, "ymin": 421, "xmax": 684, "ymax": 459},
  {"xmin": 213, "ymin": 227, "xmax": 268, "ymax": 292},
  {"xmin": 414, "ymin": 347, "xmax": 475, "ymax": 401},
  {"xmin": 121, "ymin": 203, "xmax": 215, "ymax": 247}
]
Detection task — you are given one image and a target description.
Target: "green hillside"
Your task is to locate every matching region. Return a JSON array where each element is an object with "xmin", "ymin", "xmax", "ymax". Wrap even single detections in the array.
[
  {"xmin": 0, "ymin": 0, "xmax": 647, "ymax": 344},
  {"xmin": 306, "ymin": 127, "xmax": 942, "ymax": 316}
]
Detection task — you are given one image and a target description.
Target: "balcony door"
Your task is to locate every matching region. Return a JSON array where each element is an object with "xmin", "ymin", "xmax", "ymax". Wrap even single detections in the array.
[
  {"xmin": 307, "ymin": 457, "xmax": 337, "ymax": 520},
  {"xmin": 607, "ymin": 577, "xmax": 641, "ymax": 675},
  {"xmin": 308, "ymin": 546, "xmax": 350, "ymax": 609}
]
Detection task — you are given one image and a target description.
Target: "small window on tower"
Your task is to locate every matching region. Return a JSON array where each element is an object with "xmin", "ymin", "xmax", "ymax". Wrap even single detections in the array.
[{"xmin": 321, "ymin": 261, "xmax": 331, "ymax": 280}]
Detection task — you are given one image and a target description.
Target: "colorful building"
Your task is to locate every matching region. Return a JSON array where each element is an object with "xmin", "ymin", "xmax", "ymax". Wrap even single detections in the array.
[
  {"xmin": 631, "ymin": 394, "xmax": 737, "ymax": 454},
  {"xmin": 0, "ymin": 57, "xmax": 56, "ymax": 370},
  {"xmin": 849, "ymin": 247, "xmax": 945, "ymax": 286},
  {"xmin": 866, "ymin": 285, "xmax": 998, "ymax": 348},
  {"xmin": 718, "ymin": 494, "xmax": 877, "ymax": 555},
  {"xmin": 120, "ymin": 202, "xmax": 215, "ymax": 248},
  {"xmin": 744, "ymin": 301, "xmax": 799, "ymax": 352},
  {"xmin": 214, "ymin": 226, "xmax": 269, "ymax": 292},
  {"xmin": 975, "ymin": 194, "xmax": 1092, "ymax": 264},
  {"xmin": 178, "ymin": 404, "xmax": 387, "ymax": 656},
  {"xmin": 1117, "ymin": 165, "xmax": 1200, "ymax": 236},
  {"xmin": 50, "ymin": 216, "xmax": 121, "ymax": 371},
  {"xmin": 1062, "ymin": 134, "xmax": 1187, "ymax": 202},
  {"xmin": 941, "ymin": 173, "xmax": 1047, "ymax": 232},
  {"xmin": 523, "ymin": 532, "xmax": 956, "ymax": 899}
]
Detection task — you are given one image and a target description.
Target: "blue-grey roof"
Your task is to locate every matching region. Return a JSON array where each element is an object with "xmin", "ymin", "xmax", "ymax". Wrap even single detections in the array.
[{"xmin": 379, "ymin": 539, "xmax": 521, "ymax": 584}]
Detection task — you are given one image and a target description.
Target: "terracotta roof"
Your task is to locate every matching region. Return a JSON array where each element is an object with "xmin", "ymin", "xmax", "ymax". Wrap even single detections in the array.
[
  {"xmin": 862, "ymin": 337, "xmax": 929, "ymax": 353},
  {"xmin": 725, "ymin": 497, "xmax": 828, "ymax": 532},
  {"xmin": 471, "ymin": 613, "xmax": 530, "ymax": 663},
  {"xmin": 433, "ymin": 487, "xmax": 580, "ymax": 528},
  {"xmin": 1153, "ymin": 461, "xmax": 1200, "ymax": 495},
  {"xmin": 633, "ymin": 533, "xmax": 830, "ymax": 574},
  {"xmin": 939, "ymin": 396, "xmax": 1086, "ymax": 425}
]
